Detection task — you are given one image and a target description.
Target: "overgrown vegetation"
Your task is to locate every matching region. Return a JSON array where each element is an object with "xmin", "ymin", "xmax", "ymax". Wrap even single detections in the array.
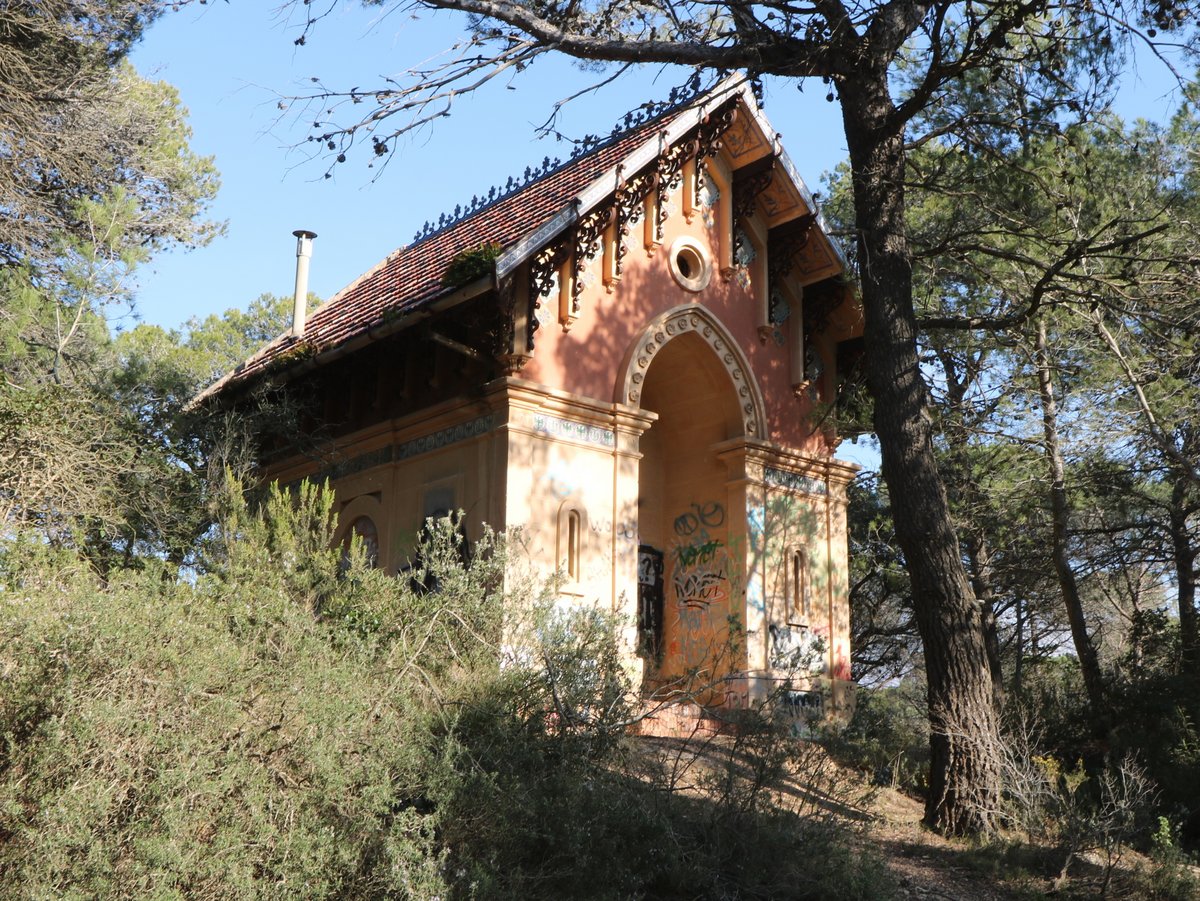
[
  {"xmin": 5, "ymin": 2, "xmax": 1200, "ymax": 893},
  {"xmin": 0, "ymin": 479, "xmax": 893, "ymax": 899},
  {"xmin": 842, "ymin": 468, "xmax": 1200, "ymax": 894},
  {"xmin": 442, "ymin": 242, "xmax": 502, "ymax": 287}
]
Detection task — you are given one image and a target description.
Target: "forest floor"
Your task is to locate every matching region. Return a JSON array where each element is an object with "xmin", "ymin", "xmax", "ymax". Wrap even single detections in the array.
[
  {"xmin": 863, "ymin": 778, "xmax": 1199, "ymax": 900},
  {"xmin": 867, "ymin": 787, "xmax": 1027, "ymax": 900},
  {"xmin": 638, "ymin": 733, "xmax": 1199, "ymax": 900}
]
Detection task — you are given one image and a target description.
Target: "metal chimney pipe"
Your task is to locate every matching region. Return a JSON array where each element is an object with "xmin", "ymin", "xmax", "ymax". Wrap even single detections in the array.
[{"xmin": 291, "ymin": 229, "xmax": 317, "ymax": 338}]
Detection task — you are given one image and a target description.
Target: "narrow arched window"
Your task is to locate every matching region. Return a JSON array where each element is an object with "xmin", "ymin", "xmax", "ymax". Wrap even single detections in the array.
[
  {"xmin": 567, "ymin": 509, "xmax": 581, "ymax": 582},
  {"xmin": 789, "ymin": 548, "xmax": 808, "ymax": 624},
  {"xmin": 557, "ymin": 505, "xmax": 587, "ymax": 591}
]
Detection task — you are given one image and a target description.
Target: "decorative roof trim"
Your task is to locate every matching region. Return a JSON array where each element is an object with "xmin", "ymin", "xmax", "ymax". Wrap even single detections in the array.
[
  {"xmin": 496, "ymin": 74, "xmax": 753, "ymax": 281},
  {"xmin": 495, "ymin": 206, "xmax": 580, "ymax": 282},
  {"xmin": 194, "ymin": 74, "xmax": 851, "ymax": 408},
  {"xmin": 495, "ymin": 74, "xmax": 846, "ymax": 280},
  {"xmin": 412, "ymin": 76, "xmax": 713, "ymax": 245}
]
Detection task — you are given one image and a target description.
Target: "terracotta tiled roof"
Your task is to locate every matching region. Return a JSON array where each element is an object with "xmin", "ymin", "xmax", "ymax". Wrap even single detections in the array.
[{"xmin": 201, "ymin": 96, "xmax": 711, "ymax": 399}]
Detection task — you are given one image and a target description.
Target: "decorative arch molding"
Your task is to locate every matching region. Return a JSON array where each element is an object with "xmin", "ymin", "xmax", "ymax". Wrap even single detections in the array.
[{"xmin": 616, "ymin": 304, "xmax": 767, "ymax": 439}]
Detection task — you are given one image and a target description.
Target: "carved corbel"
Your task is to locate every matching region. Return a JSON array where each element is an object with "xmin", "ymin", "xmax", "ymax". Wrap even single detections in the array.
[
  {"xmin": 735, "ymin": 213, "xmax": 770, "ymax": 342},
  {"xmin": 529, "ymin": 241, "xmax": 571, "ymax": 350},
  {"xmin": 693, "ymin": 102, "xmax": 737, "ymax": 208},
  {"xmin": 802, "ymin": 282, "xmax": 841, "ymax": 338},
  {"xmin": 768, "ymin": 214, "xmax": 818, "ymax": 285},
  {"xmin": 566, "ymin": 203, "xmax": 613, "ymax": 330},
  {"xmin": 682, "ymin": 156, "xmax": 698, "ymax": 222},
  {"xmin": 653, "ymin": 139, "xmax": 691, "ymax": 245},
  {"xmin": 494, "ymin": 273, "xmax": 532, "ymax": 375},
  {"xmin": 733, "ymin": 161, "xmax": 775, "ymax": 225},
  {"xmin": 614, "ymin": 169, "xmax": 658, "ymax": 279}
]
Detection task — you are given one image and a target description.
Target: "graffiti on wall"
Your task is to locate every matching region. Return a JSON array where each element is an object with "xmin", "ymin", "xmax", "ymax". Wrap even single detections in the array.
[
  {"xmin": 540, "ymin": 461, "xmax": 577, "ymax": 500},
  {"xmin": 745, "ymin": 491, "xmax": 837, "ymax": 681},
  {"xmin": 673, "ymin": 500, "xmax": 725, "ymax": 538},
  {"xmin": 783, "ymin": 688, "xmax": 825, "ymax": 736},
  {"xmin": 638, "ymin": 545, "xmax": 665, "ymax": 657},
  {"xmin": 670, "ymin": 500, "xmax": 730, "ymax": 611},
  {"xmin": 673, "ymin": 564, "xmax": 729, "ymax": 609},
  {"xmin": 769, "ymin": 623, "xmax": 826, "ymax": 674},
  {"xmin": 591, "ymin": 517, "xmax": 637, "ymax": 543},
  {"xmin": 666, "ymin": 500, "xmax": 743, "ymax": 668},
  {"xmin": 674, "ymin": 604, "xmax": 715, "ymax": 664}
]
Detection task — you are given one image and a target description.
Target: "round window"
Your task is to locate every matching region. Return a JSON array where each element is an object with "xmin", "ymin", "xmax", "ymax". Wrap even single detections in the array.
[{"xmin": 667, "ymin": 236, "xmax": 712, "ymax": 292}]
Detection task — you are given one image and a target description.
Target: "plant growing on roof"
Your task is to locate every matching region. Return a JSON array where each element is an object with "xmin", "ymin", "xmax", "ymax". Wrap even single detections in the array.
[{"xmin": 443, "ymin": 242, "xmax": 502, "ymax": 288}]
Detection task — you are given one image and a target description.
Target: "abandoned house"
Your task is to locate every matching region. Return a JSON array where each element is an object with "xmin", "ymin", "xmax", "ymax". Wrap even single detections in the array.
[{"xmin": 199, "ymin": 75, "xmax": 865, "ymax": 723}]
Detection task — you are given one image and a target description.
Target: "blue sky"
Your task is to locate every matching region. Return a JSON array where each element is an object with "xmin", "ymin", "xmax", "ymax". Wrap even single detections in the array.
[
  {"xmin": 128, "ymin": 5, "xmax": 1187, "ymax": 471},
  {"xmin": 129, "ymin": 4, "xmax": 854, "ymax": 332},
  {"xmin": 129, "ymin": 6, "xmax": 1187, "ymax": 335}
]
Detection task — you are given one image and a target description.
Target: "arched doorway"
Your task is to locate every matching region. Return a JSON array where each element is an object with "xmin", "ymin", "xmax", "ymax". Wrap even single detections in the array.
[{"xmin": 636, "ymin": 328, "xmax": 749, "ymax": 697}]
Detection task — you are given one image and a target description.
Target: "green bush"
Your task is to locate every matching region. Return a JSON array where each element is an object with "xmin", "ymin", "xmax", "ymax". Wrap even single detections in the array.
[
  {"xmin": 1010, "ymin": 656, "xmax": 1097, "ymax": 769},
  {"xmin": 442, "ymin": 242, "xmax": 502, "ymax": 287},
  {"xmin": 0, "ymin": 483, "xmax": 450, "ymax": 898},
  {"xmin": 1011, "ymin": 626, "xmax": 1200, "ymax": 853},
  {"xmin": 1131, "ymin": 817, "xmax": 1200, "ymax": 901},
  {"xmin": 1107, "ymin": 653, "xmax": 1200, "ymax": 851},
  {"xmin": 1, "ymin": 479, "xmax": 893, "ymax": 899},
  {"xmin": 826, "ymin": 679, "xmax": 929, "ymax": 794}
]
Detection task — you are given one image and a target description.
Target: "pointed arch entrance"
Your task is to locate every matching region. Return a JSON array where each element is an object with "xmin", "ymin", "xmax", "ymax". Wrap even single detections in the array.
[{"xmin": 620, "ymin": 307, "xmax": 765, "ymax": 696}]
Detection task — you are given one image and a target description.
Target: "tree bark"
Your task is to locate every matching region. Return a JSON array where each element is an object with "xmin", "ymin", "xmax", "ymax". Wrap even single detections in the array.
[
  {"xmin": 1032, "ymin": 318, "xmax": 1105, "ymax": 718},
  {"xmin": 840, "ymin": 72, "xmax": 1002, "ymax": 836},
  {"xmin": 1169, "ymin": 478, "xmax": 1199, "ymax": 675},
  {"xmin": 965, "ymin": 530, "xmax": 1006, "ymax": 710},
  {"xmin": 936, "ymin": 348, "xmax": 1006, "ymax": 713}
]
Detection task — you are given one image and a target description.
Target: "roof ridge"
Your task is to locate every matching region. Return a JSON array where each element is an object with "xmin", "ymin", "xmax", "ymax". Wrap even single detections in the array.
[{"xmin": 408, "ymin": 74, "xmax": 712, "ymax": 247}]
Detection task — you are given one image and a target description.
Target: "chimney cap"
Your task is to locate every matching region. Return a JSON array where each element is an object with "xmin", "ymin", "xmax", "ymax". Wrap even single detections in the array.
[{"xmin": 293, "ymin": 229, "xmax": 318, "ymax": 239}]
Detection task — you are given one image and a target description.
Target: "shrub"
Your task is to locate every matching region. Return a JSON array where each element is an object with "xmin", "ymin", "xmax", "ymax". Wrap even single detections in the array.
[
  {"xmin": 1000, "ymin": 720, "xmax": 1161, "ymax": 894},
  {"xmin": 1, "ymin": 479, "xmax": 893, "ymax": 899},
  {"xmin": 1107, "ymin": 668, "xmax": 1200, "ymax": 851},
  {"xmin": 825, "ymin": 678, "xmax": 929, "ymax": 793},
  {"xmin": 442, "ymin": 242, "xmax": 502, "ymax": 287},
  {"xmin": 0, "ymin": 483, "xmax": 450, "ymax": 898},
  {"xmin": 1013, "ymin": 626, "xmax": 1200, "ymax": 852},
  {"xmin": 1130, "ymin": 817, "xmax": 1200, "ymax": 901}
]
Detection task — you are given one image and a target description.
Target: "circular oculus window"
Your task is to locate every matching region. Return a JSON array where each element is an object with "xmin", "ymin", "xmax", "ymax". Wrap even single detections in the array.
[{"xmin": 667, "ymin": 237, "xmax": 713, "ymax": 292}]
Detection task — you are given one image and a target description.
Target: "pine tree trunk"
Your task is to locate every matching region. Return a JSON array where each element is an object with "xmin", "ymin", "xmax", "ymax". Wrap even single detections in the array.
[
  {"xmin": 965, "ymin": 530, "xmax": 1006, "ymax": 710},
  {"xmin": 1032, "ymin": 319, "xmax": 1105, "ymax": 717},
  {"xmin": 840, "ymin": 75, "xmax": 1003, "ymax": 836},
  {"xmin": 938, "ymin": 348, "xmax": 1006, "ymax": 713},
  {"xmin": 1169, "ymin": 479, "xmax": 1199, "ymax": 675}
]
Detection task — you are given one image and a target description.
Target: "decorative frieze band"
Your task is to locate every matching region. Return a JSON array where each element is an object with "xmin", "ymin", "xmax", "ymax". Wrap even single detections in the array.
[
  {"xmin": 396, "ymin": 415, "xmax": 495, "ymax": 461},
  {"xmin": 763, "ymin": 466, "xmax": 827, "ymax": 496},
  {"xmin": 532, "ymin": 413, "xmax": 616, "ymax": 448},
  {"xmin": 326, "ymin": 446, "xmax": 393, "ymax": 482},
  {"xmin": 287, "ymin": 415, "xmax": 496, "ymax": 490}
]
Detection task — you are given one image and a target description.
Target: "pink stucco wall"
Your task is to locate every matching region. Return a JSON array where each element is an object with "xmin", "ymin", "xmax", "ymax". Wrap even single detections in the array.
[{"xmin": 521, "ymin": 189, "xmax": 832, "ymax": 455}]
